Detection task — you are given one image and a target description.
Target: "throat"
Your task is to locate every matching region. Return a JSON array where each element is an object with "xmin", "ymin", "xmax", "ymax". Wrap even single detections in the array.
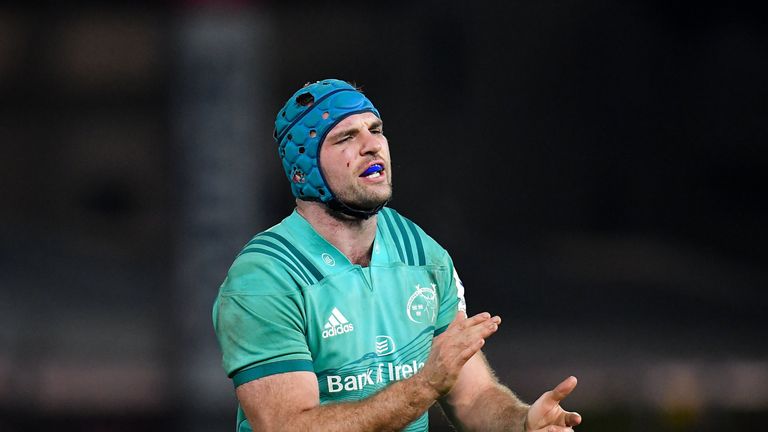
[
  {"xmin": 331, "ymin": 227, "xmax": 375, "ymax": 266},
  {"xmin": 348, "ymin": 251, "xmax": 371, "ymax": 267},
  {"xmin": 338, "ymin": 241, "xmax": 373, "ymax": 266},
  {"xmin": 296, "ymin": 200, "xmax": 378, "ymax": 267}
]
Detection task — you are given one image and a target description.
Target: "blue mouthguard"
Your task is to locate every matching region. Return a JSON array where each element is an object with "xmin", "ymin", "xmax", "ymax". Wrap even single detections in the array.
[{"xmin": 361, "ymin": 164, "xmax": 383, "ymax": 177}]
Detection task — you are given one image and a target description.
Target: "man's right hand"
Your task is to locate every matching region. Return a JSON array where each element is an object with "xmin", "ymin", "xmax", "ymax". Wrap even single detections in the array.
[{"xmin": 420, "ymin": 311, "xmax": 501, "ymax": 396}]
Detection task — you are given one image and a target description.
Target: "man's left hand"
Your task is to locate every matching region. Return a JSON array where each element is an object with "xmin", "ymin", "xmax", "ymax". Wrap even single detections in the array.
[{"xmin": 525, "ymin": 376, "xmax": 582, "ymax": 432}]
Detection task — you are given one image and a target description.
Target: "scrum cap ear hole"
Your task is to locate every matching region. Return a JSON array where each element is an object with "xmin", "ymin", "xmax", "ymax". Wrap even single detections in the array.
[
  {"xmin": 322, "ymin": 112, "xmax": 330, "ymax": 119},
  {"xmin": 296, "ymin": 92, "xmax": 315, "ymax": 107},
  {"xmin": 309, "ymin": 130, "xmax": 316, "ymax": 138}
]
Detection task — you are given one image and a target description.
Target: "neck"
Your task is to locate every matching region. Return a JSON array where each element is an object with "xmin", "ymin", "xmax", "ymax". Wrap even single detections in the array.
[{"xmin": 296, "ymin": 199, "xmax": 378, "ymax": 266}]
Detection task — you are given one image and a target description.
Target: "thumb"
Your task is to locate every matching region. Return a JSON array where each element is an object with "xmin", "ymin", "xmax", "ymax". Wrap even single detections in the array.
[{"xmin": 548, "ymin": 376, "xmax": 578, "ymax": 402}]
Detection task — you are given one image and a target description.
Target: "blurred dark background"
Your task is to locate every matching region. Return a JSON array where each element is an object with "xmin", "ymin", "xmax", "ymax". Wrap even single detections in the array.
[{"xmin": 1, "ymin": 1, "xmax": 766, "ymax": 431}]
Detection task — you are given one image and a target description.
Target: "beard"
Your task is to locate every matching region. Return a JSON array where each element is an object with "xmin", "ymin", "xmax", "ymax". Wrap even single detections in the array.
[{"xmin": 334, "ymin": 180, "xmax": 393, "ymax": 211}]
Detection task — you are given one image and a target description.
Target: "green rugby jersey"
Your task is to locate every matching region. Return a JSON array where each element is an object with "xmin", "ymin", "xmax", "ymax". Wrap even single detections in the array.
[{"xmin": 213, "ymin": 207, "xmax": 466, "ymax": 432}]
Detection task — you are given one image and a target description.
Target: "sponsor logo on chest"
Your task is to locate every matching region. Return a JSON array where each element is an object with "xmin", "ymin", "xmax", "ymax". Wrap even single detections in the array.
[
  {"xmin": 326, "ymin": 360, "xmax": 425, "ymax": 393},
  {"xmin": 322, "ymin": 307, "xmax": 354, "ymax": 339},
  {"xmin": 325, "ymin": 337, "xmax": 424, "ymax": 393}
]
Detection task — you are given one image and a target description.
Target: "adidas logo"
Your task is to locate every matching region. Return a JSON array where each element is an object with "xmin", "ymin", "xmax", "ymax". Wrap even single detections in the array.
[{"xmin": 322, "ymin": 307, "xmax": 355, "ymax": 339}]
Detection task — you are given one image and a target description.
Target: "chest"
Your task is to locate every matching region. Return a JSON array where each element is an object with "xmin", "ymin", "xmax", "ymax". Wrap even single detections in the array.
[{"xmin": 301, "ymin": 264, "xmax": 448, "ymax": 398}]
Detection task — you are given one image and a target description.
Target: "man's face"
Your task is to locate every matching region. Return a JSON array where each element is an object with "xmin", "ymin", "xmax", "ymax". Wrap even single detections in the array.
[{"xmin": 320, "ymin": 112, "xmax": 392, "ymax": 210}]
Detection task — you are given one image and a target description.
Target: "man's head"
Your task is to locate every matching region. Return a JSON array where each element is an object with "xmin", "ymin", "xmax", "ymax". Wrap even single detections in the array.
[{"xmin": 274, "ymin": 79, "xmax": 392, "ymax": 218}]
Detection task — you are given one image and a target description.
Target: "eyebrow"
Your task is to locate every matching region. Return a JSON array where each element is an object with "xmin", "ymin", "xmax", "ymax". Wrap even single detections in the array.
[{"xmin": 328, "ymin": 119, "xmax": 383, "ymax": 141}]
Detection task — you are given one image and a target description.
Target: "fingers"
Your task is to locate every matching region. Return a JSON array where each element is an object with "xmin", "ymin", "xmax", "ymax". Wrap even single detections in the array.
[
  {"xmin": 463, "ymin": 317, "xmax": 500, "ymax": 346},
  {"xmin": 442, "ymin": 311, "xmax": 500, "ymax": 367},
  {"xmin": 548, "ymin": 376, "xmax": 578, "ymax": 402},
  {"xmin": 527, "ymin": 377, "xmax": 581, "ymax": 431},
  {"xmin": 530, "ymin": 427, "xmax": 575, "ymax": 432},
  {"xmin": 456, "ymin": 338, "xmax": 484, "ymax": 364},
  {"xmin": 448, "ymin": 311, "xmax": 501, "ymax": 332},
  {"xmin": 449, "ymin": 311, "xmax": 488, "ymax": 329},
  {"xmin": 565, "ymin": 411, "xmax": 582, "ymax": 427},
  {"xmin": 447, "ymin": 310, "xmax": 468, "ymax": 328}
]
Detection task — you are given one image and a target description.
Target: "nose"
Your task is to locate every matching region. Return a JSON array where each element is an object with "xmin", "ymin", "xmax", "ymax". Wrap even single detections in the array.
[{"xmin": 359, "ymin": 130, "xmax": 383, "ymax": 155}]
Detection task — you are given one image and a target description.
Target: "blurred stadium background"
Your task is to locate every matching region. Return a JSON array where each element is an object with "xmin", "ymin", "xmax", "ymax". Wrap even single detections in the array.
[{"xmin": 1, "ymin": 1, "xmax": 766, "ymax": 431}]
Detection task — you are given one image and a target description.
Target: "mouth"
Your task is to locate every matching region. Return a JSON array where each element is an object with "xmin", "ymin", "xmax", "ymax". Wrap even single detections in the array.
[{"xmin": 359, "ymin": 163, "xmax": 385, "ymax": 179}]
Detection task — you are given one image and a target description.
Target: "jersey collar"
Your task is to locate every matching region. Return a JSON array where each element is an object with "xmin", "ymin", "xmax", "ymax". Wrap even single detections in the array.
[{"xmin": 283, "ymin": 209, "xmax": 390, "ymax": 272}]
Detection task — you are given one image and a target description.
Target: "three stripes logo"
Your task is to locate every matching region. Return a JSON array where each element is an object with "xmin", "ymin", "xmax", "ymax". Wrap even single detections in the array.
[{"xmin": 322, "ymin": 307, "xmax": 355, "ymax": 339}]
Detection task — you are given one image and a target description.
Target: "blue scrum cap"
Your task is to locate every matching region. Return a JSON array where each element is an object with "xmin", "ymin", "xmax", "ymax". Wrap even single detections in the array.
[{"xmin": 274, "ymin": 79, "xmax": 381, "ymax": 202}]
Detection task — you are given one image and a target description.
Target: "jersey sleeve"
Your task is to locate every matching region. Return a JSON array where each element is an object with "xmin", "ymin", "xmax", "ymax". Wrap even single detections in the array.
[
  {"xmin": 213, "ymin": 255, "xmax": 313, "ymax": 387},
  {"xmin": 434, "ymin": 251, "xmax": 467, "ymax": 335}
]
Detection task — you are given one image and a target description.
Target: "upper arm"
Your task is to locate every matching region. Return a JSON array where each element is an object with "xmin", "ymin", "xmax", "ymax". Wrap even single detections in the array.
[
  {"xmin": 214, "ymin": 291, "xmax": 312, "ymax": 384},
  {"xmin": 213, "ymin": 255, "xmax": 313, "ymax": 386},
  {"xmin": 434, "ymin": 252, "xmax": 468, "ymax": 335},
  {"xmin": 236, "ymin": 371, "xmax": 320, "ymax": 431}
]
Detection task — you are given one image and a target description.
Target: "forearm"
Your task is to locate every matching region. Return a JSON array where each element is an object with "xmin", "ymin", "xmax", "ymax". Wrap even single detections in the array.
[
  {"xmin": 443, "ymin": 383, "xmax": 529, "ymax": 432},
  {"xmin": 240, "ymin": 312, "xmax": 500, "ymax": 431},
  {"xmin": 265, "ymin": 373, "xmax": 440, "ymax": 432}
]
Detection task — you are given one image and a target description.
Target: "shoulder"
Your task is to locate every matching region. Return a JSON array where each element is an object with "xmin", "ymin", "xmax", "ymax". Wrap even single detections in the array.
[
  {"xmin": 220, "ymin": 225, "xmax": 317, "ymax": 297},
  {"xmin": 378, "ymin": 207, "xmax": 450, "ymax": 266}
]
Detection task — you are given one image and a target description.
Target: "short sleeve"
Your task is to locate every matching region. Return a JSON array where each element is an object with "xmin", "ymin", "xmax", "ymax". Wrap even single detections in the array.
[
  {"xmin": 433, "ymin": 252, "xmax": 467, "ymax": 335},
  {"xmin": 213, "ymin": 258, "xmax": 313, "ymax": 387}
]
